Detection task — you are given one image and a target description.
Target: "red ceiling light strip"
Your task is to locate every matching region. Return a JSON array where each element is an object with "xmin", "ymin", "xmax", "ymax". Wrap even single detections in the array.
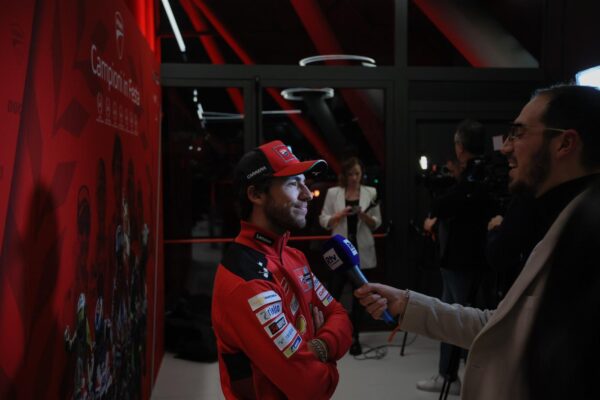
[
  {"xmin": 179, "ymin": 0, "xmax": 244, "ymax": 113},
  {"xmin": 146, "ymin": 0, "xmax": 155, "ymax": 51},
  {"xmin": 164, "ymin": 232, "xmax": 387, "ymax": 244}
]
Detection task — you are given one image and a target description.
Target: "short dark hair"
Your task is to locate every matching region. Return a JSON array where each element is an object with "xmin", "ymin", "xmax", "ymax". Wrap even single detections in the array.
[
  {"xmin": 338, "ymin": 157, "xmax": 365, "ymax": 188},
  {"xmin": 534, "ymin": 84, "xmax": 600, "ymax": 170},
  {"xmin": 455, "ymin": 119, "xmax": 485, "ymax": 155},
  {"xmin": 237, "ymin": 178, "xmax": 272, "ymax": 220}
]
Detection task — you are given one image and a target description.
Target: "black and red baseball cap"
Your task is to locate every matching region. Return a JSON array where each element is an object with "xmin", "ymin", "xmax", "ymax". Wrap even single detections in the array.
[{"xmin": 234, "ymin": 140, "xmax": 327, "ymax": 190}]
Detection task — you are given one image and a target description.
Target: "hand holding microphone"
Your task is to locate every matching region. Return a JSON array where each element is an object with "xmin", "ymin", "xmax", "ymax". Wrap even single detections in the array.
[
  {"xmin": 354, "ymin": 283, "xmax": 409, "ymax": 323},
  {"xmin": 321, "ymin": 235, "xmax": 397, "ymax": 325}
]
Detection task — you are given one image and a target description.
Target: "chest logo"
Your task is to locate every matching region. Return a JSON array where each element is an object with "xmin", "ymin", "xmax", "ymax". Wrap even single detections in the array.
[{"xmin": 294, "ymin": 266, "xmax": 313, "ymax": 292}]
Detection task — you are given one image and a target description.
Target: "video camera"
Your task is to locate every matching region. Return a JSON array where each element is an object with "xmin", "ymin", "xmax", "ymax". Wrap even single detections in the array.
[
  {"xmin": 415, "ymin": 157, "xmax": 459, "ymax": 197},
  {"xmin": 416, "ymin": 154, "xmax": 511, "ymax": 211}
]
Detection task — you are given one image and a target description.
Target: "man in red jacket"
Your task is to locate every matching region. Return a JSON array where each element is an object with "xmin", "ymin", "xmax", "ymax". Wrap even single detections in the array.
[{"xmin": 212, "ymin": 140, "xmax": 353, "ymax": 399}]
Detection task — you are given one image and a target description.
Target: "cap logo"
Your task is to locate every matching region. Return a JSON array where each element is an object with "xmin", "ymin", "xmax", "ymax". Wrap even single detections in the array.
[
  {"xmin": 273, "ymin": 144, "xmax": 297, "ymax": 162},
  {"xmin": 247, "ymin": 166, "xmax": 267, "ymax": 180}
]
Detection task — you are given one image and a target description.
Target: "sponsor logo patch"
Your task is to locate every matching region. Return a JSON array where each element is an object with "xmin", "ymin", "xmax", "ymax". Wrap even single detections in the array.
[
  {"xmin": 255, "ymin": 302, "xmax": 283, "ymax": 324},
  {"xmin": 283, "ymin": 335, "xmax": 302, "ymax": 358},
  {"xmin": 312, "ymin": 274, "xmax": 321, "ymax": 288},
  {"xmin": 264, "ymin": 315, "xmax": 288, "ymax": 338},
  {"xmin": 274, "ymin": 324, "xmax": 298, "ymax": 350},
  {"xmin": 247, "ymin": 165, "xmax": 267, "ymax": 180},
  {"xmin": 294, "ymin": 266, "xmax": 313, "ymax": 292},
  {"xmin": 248, "ymin": 291, "xmax": 281, "ymax": 311},
  {"xmin": 280, "ymin": 277, "xmax": 290, "ymax": 294},
  {"xmin": 290, "ymin": 295, "xmax": 299, "ymax": 316},
  {"xmin": 295, "ymin": 315, "xmax": 307, "ymax": 334},
  {"xmin": 254, "ymin": 232, "xmax": 274, "ymax": 246},
  {"xmin": 322, "ymin": 294, "xmax": 333, "ymax": 307},
  {"xmin": 316, "ymin": 284, "xmax": 328, "ymax": 301}
]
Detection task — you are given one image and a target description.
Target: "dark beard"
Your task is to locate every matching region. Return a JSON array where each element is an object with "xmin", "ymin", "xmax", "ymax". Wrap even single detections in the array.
[
  {"xmin": 510, "ymin": 139, "xmax": 551, "ymax": 196},
  {"xmin": 264, "ymin": 196, "xmax": 306, "ymax": 233}
]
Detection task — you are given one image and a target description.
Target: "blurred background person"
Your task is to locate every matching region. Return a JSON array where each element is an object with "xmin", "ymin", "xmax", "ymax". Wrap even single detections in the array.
[
  {"xmin": 420, "ymin": 119, "xmax": 493, "ymax": 396},
  {"xmin": 319, "ymin": 157, "xmax": 382, "ymax": 355}
]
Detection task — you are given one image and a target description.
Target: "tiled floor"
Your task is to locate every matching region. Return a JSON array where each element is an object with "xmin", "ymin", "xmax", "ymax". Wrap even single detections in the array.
[{"xmin": 151, "ymin": 331, "xmax": 461, "ymax": 399}]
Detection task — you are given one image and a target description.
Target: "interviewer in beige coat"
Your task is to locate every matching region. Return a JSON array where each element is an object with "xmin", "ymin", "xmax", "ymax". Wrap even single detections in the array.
[{"xmin": 355, "ymin": 84, "xmax": 600, "ymax": 400}]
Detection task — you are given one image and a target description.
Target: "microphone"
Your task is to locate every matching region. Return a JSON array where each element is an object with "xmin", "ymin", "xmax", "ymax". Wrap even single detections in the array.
[{"xmin": 321, "ymin": 235, "xmax": 396, "ymax": 325}]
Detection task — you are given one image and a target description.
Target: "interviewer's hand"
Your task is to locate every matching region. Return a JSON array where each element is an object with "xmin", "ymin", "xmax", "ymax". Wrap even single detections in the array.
[{"xmin": 354, "ymin": 283, "xmax": 409, "ymax": 321}]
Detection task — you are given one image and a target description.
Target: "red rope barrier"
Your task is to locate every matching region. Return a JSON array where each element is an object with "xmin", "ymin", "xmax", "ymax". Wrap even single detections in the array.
[{"xmin": 164, "ymin": 233, "xmax": 387, "ymax": 245}]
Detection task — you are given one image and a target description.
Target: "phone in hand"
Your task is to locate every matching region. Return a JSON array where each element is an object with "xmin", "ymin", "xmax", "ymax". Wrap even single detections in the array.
[{"xmin": 349, "ymin": 205, "xmax": 361, "ymax": 215}]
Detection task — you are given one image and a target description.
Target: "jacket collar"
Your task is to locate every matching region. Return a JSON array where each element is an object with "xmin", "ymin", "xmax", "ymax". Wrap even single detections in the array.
[{"xmin": 236, "ymin": 221, "xmax": 289, "ymax": 258}]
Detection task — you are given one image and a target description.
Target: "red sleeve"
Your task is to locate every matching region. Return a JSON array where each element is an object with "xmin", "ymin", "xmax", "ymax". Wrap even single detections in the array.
[
  {"xmin": 310, "ymin": 272, "xmax": 353, "ymax": 360},
  {"xmin": 223, "ymin": 279, "xmax": 342, "ymax": 400}
]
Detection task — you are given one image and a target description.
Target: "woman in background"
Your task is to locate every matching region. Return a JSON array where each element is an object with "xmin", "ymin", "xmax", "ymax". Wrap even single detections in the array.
[{"xmin": 319, "ymin": 157, "xmax": 382, "ymax": 355}]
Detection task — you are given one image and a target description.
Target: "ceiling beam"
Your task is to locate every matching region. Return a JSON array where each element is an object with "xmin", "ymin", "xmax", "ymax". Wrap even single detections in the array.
[{"xmin": 413, "ymin": 0, "xmax": 539, "ymax": 68}]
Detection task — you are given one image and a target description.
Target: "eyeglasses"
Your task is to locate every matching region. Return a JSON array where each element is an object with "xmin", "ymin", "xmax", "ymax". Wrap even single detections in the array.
[{"xmin": 503, "ymin": 123, "xmax": 567, "ymax": 142}]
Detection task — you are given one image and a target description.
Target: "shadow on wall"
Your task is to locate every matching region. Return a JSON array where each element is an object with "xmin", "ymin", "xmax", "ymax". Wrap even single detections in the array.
[{"xmin": 1, "ymin": 184, "xmax": 65, "ymax": 398}]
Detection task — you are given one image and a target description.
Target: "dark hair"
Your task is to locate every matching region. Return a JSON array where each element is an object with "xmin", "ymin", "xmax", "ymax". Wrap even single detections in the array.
[
  {"xmin": 454, "ymin": 119, "xmax": 485, "ymax": 156},
  {"xmin": 338, "ymin": 157, "xmax": 365, "ymax": 188},
  {"xmin": 237, "ymin": 178, "xmax": 272, "ymax": 220},
  {"xmin": 534, "ymin": 84, "xmax": 600, "ymax": 169}
]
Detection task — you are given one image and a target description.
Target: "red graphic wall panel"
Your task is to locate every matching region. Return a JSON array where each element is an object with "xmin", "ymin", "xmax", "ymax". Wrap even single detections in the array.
[{"xmin": 0, "ymin": 0, "xmax": 162, "ymax": 398}]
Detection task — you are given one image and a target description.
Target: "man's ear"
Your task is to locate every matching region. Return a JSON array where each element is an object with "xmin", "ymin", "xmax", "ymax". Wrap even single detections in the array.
[
  {"xmin": 555, "ymin": 129, "xmax": 580, "ymax": 159},
  {"xmin": 247, "ymin": 185, "xmax": 265, "ymax": 206}
]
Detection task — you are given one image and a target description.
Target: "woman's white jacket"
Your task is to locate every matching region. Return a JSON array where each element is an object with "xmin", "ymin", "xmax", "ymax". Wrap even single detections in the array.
[{"xmin": 319, "ymin": 185, "xmax": 382, "ymax": 269}]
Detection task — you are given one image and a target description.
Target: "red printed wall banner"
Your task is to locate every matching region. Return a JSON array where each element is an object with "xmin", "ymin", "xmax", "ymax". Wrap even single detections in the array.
[
  {"xmin": 0, "ymin": 0, "xmax": 161, "ymax": 399},
  {"xmin": 0, "ymin": 0, "xmax": 35, "ymax": 264}
]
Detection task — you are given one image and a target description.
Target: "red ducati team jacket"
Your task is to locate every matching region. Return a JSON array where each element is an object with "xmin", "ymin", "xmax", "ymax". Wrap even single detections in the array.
[{"xmin": 212, "ymin": 221, "xmax": 353, "ymax": 399}]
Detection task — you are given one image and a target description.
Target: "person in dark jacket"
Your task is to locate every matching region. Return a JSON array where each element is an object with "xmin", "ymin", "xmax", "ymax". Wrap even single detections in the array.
[{"xmin": 420, "ymin": 119, "xmax": 493, "ymax": 395}]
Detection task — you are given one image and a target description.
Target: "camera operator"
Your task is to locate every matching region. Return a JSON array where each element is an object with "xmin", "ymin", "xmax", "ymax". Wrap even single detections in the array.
[{"xmin": 419, "ymin": 119, "xmax": 494, "ymax": 396}]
